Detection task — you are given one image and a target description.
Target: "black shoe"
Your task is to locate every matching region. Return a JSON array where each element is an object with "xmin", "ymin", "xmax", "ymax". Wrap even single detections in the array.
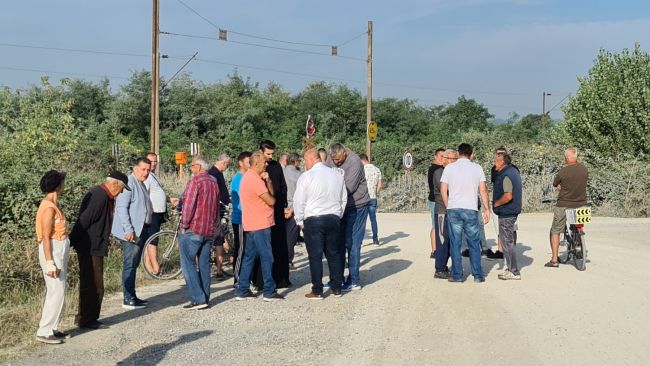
[
  {"xmin": 182, "ymin": 302, "xmax": 208, "ymax": 310},
  {"xmin": 487, "ymin": 250, "xmax": 504, "ymax": 259},
  {"xmin": 122, "ymin": 299, "xmax": 146, "ymax": 310},
  {"xmin": 448, "ymin": 278, "xmax": 463, "ymax": 283},
  {"xmin": 263, "ymin": 292, "xmax": 285, "ymax": 302},
  {"xmin": 331, "ymin": 290, "xmax": 342, "ymax": 298},
  {"xmin": 461, "ymin": 249, "xmax": 469, "ymax": 257},
  {"xmin": 434, "ymin": 270, "xmax": 450, "ymax": 280},
  {"xmin": 53, "ymin": 330, "xmax": 71, "ymax": 339},
  {"xmin": 78, "ymin": 321, "xmax": 107, "ymax": 330},
  {"xmin": 135, "ymin": 297, "xmax": 149, "ymax": 304},
  {"xmin": 215, "ymin": 272, "xmax": 226, "ymax": 280}
]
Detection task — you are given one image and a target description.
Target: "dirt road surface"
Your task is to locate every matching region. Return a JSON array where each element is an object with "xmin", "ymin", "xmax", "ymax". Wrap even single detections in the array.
[{"xmin": 5, "ymin": 213, "xmax": 650, "ymax": 366}]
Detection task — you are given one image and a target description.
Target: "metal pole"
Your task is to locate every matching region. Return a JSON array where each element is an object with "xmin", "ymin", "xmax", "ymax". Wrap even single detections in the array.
[
  {"xmin": 366, "ymin": 21, "xmax": 373, "ymax": 161},
  {"xmin": 151, "ymin": 0, "xmax": 160, "ymax": 172},
  {"xmin": 542, "ymin": 91, "xmax": 550, "ymax": 129}
]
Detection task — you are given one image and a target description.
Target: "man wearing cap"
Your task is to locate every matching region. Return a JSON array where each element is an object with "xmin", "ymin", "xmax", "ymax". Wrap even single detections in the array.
[
  {"xmin": 111, "ymin": 157, "xmax": 153, "ymax": 309},
  {"xmin": 71, "ymin": 171, "xmax": 130, "ymax": 329}
]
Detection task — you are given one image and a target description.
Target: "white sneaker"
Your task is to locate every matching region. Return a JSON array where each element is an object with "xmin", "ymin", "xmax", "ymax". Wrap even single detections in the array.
[{"xmin": 498, "ymin": 270, "xmax": 521, "ymax": 280}]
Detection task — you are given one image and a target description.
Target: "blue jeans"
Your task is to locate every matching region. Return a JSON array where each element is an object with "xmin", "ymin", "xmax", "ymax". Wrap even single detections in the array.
[
  {"xmin": 447, "ymin": 209, "xmax": 484, "ymax": 280},
  {"xmin": 236, "ymin": 228, "xmax": 276, "ymax": 297},
  {"xmin": 120, "ymin": 226, "xmax": 150, "ymax": 301},
  {"xmin": 461, "ymin": 211, "xmax": 488, "ymax": 251},
  {"xmin": 304, "ymin": 215, "xmax": 343, "ymax": 294},
  {"xmin": 434, "ymin": 214, "xmax": 450, "ymax": 272},
  {"xmin": 367, "ymin": 199, "xmax": 379, "ymax": 242},
  {"xmin": 179, "ymin": 231, "xmax": 212, "ymax": 305},
  {"xmin": 339, "ymin": 204, "xmax": 369, "ymax": 287}
]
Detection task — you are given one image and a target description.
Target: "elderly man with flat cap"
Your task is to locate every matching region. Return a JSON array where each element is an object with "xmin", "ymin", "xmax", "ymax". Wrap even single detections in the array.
[{"xmin": 71, "ymin": 171, "xmax": 130, "ymax": 330}]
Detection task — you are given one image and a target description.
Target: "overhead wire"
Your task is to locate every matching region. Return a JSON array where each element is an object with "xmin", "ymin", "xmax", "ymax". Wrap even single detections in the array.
[
  {"xmin": 0, "ymin": 65, "xmax": 129, "ymax": 80},
  {"xmin": 160, "ymin": 31, "xmax": 366, "ymax": 61}
]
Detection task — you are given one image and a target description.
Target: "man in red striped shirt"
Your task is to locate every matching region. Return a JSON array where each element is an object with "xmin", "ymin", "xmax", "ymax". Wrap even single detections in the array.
[{"xmin": 179, "ymin": 155, "xmax": 219, "ymax": 310}]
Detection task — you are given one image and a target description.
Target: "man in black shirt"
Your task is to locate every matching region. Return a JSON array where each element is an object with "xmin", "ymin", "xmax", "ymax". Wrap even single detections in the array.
[
  {"xmin": 208, "ymin": 153, "xmax": 231, "ymax": 279},
  {"xmin": 427, "ymin": 148, "xmax": 446, "ymax": 259}
]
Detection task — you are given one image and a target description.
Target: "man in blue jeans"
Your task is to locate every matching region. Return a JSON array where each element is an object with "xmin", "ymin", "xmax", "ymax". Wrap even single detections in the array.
[
  {"xmin": 360, "ymin": 153, "xmax": 382, "ymax": 246},
  {"xmin": 440, "ymin": 143, "xmax": 491, "ymax": 283},
  {"xmin": 235, "ymin": 151, "xmax": 284, "ymax": 302},
  {"xmin": 327, "ymin": 143, "xmax": 371, "ymax": 291},
  {"xmin": 293, "ymin": 149, "xmax": 347, "ymax": 299},
  {"xmin": 112, "ymin": 157, "xmax": 153, "ymax": 309},
  {"xmin": 178, "ymin": 156, "xmax": 219, "ymax": 310}
]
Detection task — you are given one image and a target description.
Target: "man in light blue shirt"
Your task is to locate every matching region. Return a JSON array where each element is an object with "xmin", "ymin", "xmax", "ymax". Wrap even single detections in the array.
[{"xmin": 230, "ymin": 151, "xmax": 251, "ymax": 287}]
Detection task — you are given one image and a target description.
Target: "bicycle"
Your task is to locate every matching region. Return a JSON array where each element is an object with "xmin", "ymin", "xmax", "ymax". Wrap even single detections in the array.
[
  {"xmin": 211, "ymin": 203, "xmax": 235, "ymax": 268},
  {"xmin": 543, "ymin": 199, "xmax": 589, "ymax": 271},
  {"xmin": 141, "ymin": 210, "xmax": 183, "ymax": 280}
]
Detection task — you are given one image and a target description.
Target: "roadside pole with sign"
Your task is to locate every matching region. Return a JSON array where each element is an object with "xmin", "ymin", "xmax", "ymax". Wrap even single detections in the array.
[
  {"xmin": 368, "ymin": 121, "xmax": 378, "ymax": 144},
  {"xmin": 303, "ymin": 114, "xmax": 316, "ymax": 151},
  {"xmin": 175, "ymin": 151, "xmax": 187, "ymax": 180},
  {"xmin": 403, "ymin": 150, "xmax": 413, "ymax": 171}
]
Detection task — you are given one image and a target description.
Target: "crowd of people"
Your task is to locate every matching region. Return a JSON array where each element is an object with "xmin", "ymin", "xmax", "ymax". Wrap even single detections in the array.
[{"xmin": 33, "ymin": 139, "xmax": 587, "ymax": 345}]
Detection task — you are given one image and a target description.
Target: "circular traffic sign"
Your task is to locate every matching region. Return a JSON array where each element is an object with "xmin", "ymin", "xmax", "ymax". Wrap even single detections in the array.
[{"xmin": 402, "ymin": 150, "xmax": 413, "ymax": 170}]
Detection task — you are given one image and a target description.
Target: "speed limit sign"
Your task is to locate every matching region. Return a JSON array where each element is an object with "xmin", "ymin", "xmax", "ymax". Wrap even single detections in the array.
[{"xmin": 403, "ymin": 150, "xmax": 413, "ymax": 170}]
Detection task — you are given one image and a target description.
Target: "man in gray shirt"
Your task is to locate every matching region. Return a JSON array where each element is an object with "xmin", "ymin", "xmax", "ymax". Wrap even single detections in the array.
[
  {"xmin": 327, "ymin": 143, "xmax": 370, "ymax": 291},
  {"xmin": 283, "ymin": 153, "xmax": 302, "ymax": 269}
]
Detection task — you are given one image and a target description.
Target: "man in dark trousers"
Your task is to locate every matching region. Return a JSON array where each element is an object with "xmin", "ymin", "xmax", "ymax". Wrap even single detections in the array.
[
  {"xmin": 70, "ymin": 171, "xmax": 130, "ymax": 329},
  {"xmin": 208, "ymin": 153, "xmax": 232, "ymax": 279},
  {"xmin": 256, "ymin": 140, "xmax": 291, "ymax": 288}
]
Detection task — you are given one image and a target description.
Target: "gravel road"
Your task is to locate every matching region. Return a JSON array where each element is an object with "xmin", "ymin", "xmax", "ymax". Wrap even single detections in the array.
[{"xmin": 5, "ymin": 212, "xmax": 650, "ymax": 366}]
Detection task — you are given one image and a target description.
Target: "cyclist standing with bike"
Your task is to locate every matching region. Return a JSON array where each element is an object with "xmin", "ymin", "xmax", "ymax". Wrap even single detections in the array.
[{"xmin": 546, "ymin": 147, "xmax": 589, "ymax": 268}]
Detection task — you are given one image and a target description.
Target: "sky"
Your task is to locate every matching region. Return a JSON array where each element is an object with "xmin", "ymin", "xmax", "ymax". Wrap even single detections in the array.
[{"xmin": 2, "ymin": 0, "xmax": 650, "ymax": 119}]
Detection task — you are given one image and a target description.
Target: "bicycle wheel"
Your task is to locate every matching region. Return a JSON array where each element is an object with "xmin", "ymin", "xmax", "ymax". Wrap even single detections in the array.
[
  {"xmin": 558, "ymin": 229, "xmax": 572, "ymax": 264},
  {"xmin": 141, "ymin": 230, "xmax": 183, "ymax": 280},
  {"xmin": 572, "ymin": 228, "xmax": 587, "ymax": 271}
]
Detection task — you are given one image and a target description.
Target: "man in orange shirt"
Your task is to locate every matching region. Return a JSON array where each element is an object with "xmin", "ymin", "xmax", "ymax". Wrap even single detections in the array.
[{"xmin": 235, "ymin": 151, "xmax": 284, "ymax": 302}]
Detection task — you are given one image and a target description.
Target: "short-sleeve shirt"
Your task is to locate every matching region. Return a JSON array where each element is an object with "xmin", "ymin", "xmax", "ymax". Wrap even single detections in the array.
[
  {"xmin": 364, "ymin": 164, "xmax": 382, "ymax": 199},
  {"xmin": 553, "ymin": 162, "xmax": 589, "ymax": 208},
  {"xmin": 230, "ymin": 172, "xmax": 244, "ymax": 225},
  {"xmin": 240, "ymin": 169, "xmax": 274, "ymax": 232},
  {"xmin": 440, "ymin": 158, "xmax": 486, "ymax": 211}
]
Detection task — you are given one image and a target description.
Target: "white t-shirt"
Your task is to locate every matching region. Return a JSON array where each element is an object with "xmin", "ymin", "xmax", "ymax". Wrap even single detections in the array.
[
  {"xmin": 364, "ymin": 164, "xmax": 382, "ymax": 199},
  {"xmin": 143, "ymin": 172, "xmax": 167, "ymax": 213},
  {"xmin": 440, "ymin": 158, "xmax": 486, "ymax": 211}
]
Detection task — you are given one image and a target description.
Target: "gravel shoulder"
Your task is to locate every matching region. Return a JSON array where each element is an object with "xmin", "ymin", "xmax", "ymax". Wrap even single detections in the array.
[{"xmin": 5, "ymin": 213, "xmax": 650, "ymax": 366}]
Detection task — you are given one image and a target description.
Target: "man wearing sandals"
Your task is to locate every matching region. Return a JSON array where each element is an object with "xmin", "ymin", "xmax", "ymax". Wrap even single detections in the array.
[
  {"xmin": 492, "ymin": 152, "xmax": 523, "ymax": 280},
  {"xmin": 546, "ymin": 147, "xmax": 589, "ymax": 268}
]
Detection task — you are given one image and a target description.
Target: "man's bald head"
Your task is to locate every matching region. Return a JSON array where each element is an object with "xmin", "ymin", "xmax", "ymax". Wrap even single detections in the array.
[{"xmin": 303, "ymin": 148, "xmax": 321, "ymax": 171}]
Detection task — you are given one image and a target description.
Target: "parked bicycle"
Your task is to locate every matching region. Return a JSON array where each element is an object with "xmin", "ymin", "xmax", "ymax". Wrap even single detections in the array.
[
  {"xmin": 543, "ymin": 199, "xmax": 589, "ymax": 271},
  {"xmin": 141, "ymin": 209, "xmax": 183, "ymax": 280},
  {"xmin": 211, "ymin": 203, "xmax": 235, "ymax": 267}
]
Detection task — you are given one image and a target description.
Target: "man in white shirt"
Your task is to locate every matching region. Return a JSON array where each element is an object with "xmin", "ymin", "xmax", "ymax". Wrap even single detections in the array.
[
  {"xmin": 360, "ymin": 153, "xmax": 382, "ymax": 246},
  {"xmin": 293, "ymin": 149, "xmax": 347, "ymax": 299},
  {"xmin": 143, "ymin": 153, "xmax": 177, "ymax": 276},
  {"xmin": 440, "ymin": 143, "xmax": 490, "ymax": 283}
]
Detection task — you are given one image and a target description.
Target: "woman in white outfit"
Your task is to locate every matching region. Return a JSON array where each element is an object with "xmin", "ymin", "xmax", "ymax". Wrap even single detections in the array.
[{"xmin": 34, "ymin": 170, "xmax": 71, "ymax": 344}]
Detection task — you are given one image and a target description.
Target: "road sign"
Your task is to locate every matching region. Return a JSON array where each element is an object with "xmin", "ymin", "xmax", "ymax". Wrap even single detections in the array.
[
  {"xmin": 402, "ymin": 150, "xmax": 413, "ymax": 170},
  {"xmin": 175, "ymin": 152, "xmax": 187, "ymax": 165},
  {"xmin": 368, "ymin": 121, "xmax": 378, "ymax": 142},
  {"xmin": 190, "ymin": 142, "xmax": 200, "ymax": 156},
  {"xmin": 306, "ymin": 114, "xmax": 315, "ymax": 138}
]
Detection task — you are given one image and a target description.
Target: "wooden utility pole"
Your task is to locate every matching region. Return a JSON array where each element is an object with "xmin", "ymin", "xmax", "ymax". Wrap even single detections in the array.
[
  {"xmin": 366, "ymin": 21, "xmax": 373, "ymax": 161},
  {"xmin": 542, "ymin": 91, "xmax": 551, "ymax": 129},
  {"xmin": 150, "ymin": 0, "xmax": 161, "ymax": 171}
]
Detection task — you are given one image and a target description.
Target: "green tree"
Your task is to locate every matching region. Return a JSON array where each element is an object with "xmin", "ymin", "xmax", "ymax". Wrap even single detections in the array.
[{"xmin": 563, "ymin": 44, "xmax": 650, "ymax": 156}]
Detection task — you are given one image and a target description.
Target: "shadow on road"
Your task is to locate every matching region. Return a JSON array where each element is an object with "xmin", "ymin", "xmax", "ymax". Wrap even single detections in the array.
[
  {"xmin": 361, "ymin": 259, "xmax": 412, "ymax": 286},
  {"xmin": 116, "ymin": 330, "xmax": 213, "ymax": 365},
  {"xmin": 378, "ymin": 231, "xmax": 410, "ymax": 245}
]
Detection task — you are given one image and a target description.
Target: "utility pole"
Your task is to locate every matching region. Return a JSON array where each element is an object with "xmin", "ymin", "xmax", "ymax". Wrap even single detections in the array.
[
  {"xmin": 151, "ymin": 0, "xmax": 160, "ymax": 172},
  {"xmin": 542, "ymin": 91, "xmax": 551, "ymax": 129},
  {"xmin": 366, "ymin": 21, "xmax": 373, "ymax": 161}
]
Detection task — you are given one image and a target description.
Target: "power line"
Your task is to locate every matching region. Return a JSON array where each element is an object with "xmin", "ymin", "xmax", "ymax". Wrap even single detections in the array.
[
  {"xmin": 0, "ymin": 65, "xmax": 129, "ymax": 80},
  {"xmin": 0, "ymin": 42, "xmax": 571, "ymax": 101},
  {"xmin": 337, "ymin": 31, "xmax": 368, "ymax": 47},
  {"xmin": 161, "ymin": 31, "xmax": 366, "ymax": 61},
  {"xmin": 175, "ymin": 0, "xmax": 338, "ymax": 48},
  {"xmin": 547, "ymin": 94, "xmax": 571, "ymax": 113},
  {"xmin": 0, "ymin": 42, "xmax": 149, "ymax": 58}
]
